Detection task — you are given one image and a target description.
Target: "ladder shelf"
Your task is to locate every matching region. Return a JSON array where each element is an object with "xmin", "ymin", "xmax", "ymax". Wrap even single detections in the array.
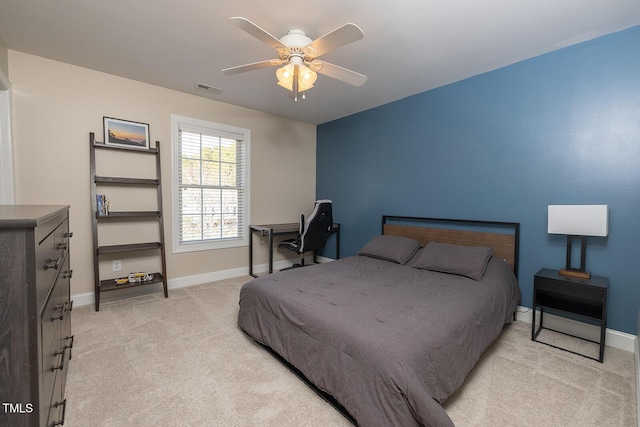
[{"xmin": 89, "ymin": 132, "xmax": 168, "ymax": 310}]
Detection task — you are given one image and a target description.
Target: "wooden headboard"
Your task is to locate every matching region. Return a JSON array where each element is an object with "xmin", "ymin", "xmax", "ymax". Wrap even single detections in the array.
[{"xmin": 382, "ymin": 215, "xmax": 520, "ymax": 277}]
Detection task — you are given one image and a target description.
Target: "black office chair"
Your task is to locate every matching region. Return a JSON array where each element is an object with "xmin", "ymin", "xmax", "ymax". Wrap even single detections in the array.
[{"xmin": 279, "ymin": 200, "xmax": 333, "ymax": 268}]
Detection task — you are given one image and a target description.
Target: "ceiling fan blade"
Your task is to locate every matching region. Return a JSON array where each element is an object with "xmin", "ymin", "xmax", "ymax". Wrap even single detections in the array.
[
  {"xmin": 228, "ymin": 17, "xmax": 286, "ymax": 51},
  {"xmin": 222, "ymin": 59, "xmax": 284, "ymax": 75},
  {"xmin": 305, "ymin": 23, "xmax": 364, "ymax": 57},
  {"xmin": 310, "ymin": 61, "xmax": 367, "ymax": 86}
]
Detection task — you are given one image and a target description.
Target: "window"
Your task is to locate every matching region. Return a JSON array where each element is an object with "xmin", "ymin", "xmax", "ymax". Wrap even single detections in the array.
[{"xmin": 171, "ymin": 115, "xmax": 250, "ymax": 252}]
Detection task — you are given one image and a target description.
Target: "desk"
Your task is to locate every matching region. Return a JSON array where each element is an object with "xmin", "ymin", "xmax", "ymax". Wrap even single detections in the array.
[{"xmin": 249, "ymin": 223, "xmax": 340, "ymax": 278}]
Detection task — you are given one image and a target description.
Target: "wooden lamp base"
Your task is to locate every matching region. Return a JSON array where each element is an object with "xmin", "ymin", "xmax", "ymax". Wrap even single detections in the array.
[
  {"xmin": 559, "ymin": 269, "xmax": 591, "ymax": 279},
  {"xmin": 561, "ymin": 235, "xmax": 591, "ymax": 279}
]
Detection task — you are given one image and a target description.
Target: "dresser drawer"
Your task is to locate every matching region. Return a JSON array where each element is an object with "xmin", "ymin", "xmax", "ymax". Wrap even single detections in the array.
[
  {"xmin": 41, "ymin": 262, "xmax": 68, "ymax": 418},
  {"xmin": 36, "ymin": 219, "xmax": 69, "ymax": 313},
  {"xmin": 34, "ymin": 209, "xmax": 67, "ymax": 247},
  {"xmin": 46, "ymin": 375, "xmax": 67, "ymax": 427},
  {"xmin": 54, "ymin": 218, "xmax": 70, "ymax": 258},
  {"xmin": 60, "ymin": 254, "xmax": 74, "ymax": 377},
  {"xmin": 36, "ymin": 228, "xmax": 58, "ymax": 309},
  {"xmin": 41, "ymin": 321, "xmax": 61, "ymax": 427}
]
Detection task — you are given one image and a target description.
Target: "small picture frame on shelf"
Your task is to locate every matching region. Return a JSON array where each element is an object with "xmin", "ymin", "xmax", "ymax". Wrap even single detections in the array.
[{"xmin": 103, "ymin": 117, "xmax": 150, "ymax": 150}]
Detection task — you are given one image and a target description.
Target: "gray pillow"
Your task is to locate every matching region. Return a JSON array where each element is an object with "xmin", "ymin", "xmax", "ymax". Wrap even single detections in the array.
[
  {"xmin": 358, "ymin": 235, "xmax": 422, "ymax": 265},
  {"xmin": 412, "ymin": 242, "xmax": 493, "ymax": 280}
]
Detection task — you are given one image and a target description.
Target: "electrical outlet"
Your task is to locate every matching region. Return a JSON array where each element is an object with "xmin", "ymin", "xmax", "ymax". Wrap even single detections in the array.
[{"xmin": 112, "ymin": 260, "xmax": 122, "ymax": 272}]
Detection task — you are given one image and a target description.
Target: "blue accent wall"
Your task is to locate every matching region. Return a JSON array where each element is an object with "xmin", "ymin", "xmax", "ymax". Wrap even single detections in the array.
[{"xmin": 316, "ymin": 26, "xmax": 640, "ymax": 334}]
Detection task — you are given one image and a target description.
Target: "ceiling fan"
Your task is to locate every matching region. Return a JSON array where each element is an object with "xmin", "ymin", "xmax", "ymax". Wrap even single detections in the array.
[{"xmin": 222, "ymin": 17, "xmax": 367, "ymax": 101}]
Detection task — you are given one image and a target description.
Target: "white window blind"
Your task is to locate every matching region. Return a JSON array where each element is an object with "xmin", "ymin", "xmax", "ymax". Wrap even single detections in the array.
[{"xmin": 172, "ymin": 115, "xmax": 250, "ymax": 252}]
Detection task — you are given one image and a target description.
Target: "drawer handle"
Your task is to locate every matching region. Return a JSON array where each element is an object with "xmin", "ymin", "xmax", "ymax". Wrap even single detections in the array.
[
  {"xmin": 52, "ymin": 398, "xmax": 67, "ymax": 426},
  {"xmin": 57, "ymin": 242, "xmax": 68, "ymax": 250},
  {"xmin": 63, "ymin": 269, "xmax": 73, "ymax": 279},
  {"xmin": 63, "ymin": 232, "xmax": 73, "ymax": 238},
  {"xmin": 52, "ymin": 347, "xmax": 66, "ymax": 372},
  {"xmin": 65, "ymin": 299, "xmax": 74, "ymax": 312},
  {"xmin": 51, "ymin": 304, "xmax": 64, "ymax": 322},
  {"xmin": 44, "ymin": 257, "xmax": 62, "ymax": 270},
  {"xmin": 65, "ymin": 334, "xmax": 75, "ymax": 360}
]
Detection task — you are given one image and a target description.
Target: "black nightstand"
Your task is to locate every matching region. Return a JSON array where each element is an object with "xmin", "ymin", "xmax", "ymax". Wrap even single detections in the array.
[{"xmin": 532, "ymin": 268, "xmax": 608, "ymax": 362}]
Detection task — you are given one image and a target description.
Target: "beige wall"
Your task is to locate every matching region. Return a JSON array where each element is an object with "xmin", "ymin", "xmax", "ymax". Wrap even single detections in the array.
[{"xmin": 9, "ymin": 50, "xmax": 317, "ymax": 296}]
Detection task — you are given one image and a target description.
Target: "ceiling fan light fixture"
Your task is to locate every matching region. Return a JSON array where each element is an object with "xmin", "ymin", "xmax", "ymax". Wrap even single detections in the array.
[
  {"xmin": 276, "ymin": 63, "xmax": 317, "ymax": 93},
  {"xmin": 300, "ymin": 65, "xmax": 317, "ymax": 85},
  {"xmin": 276, "ymin": 63, "xmax": 294, "ymax": 86}
]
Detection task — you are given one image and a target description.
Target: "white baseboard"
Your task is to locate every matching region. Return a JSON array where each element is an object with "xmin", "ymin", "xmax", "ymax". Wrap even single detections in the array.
[
  {"xmin": 516, "ymin": 306, "xmax": 636, "ymax": 353},
  {"xmin": 71, "ymin": 258, "xmax": 295, "ymax": 308}
]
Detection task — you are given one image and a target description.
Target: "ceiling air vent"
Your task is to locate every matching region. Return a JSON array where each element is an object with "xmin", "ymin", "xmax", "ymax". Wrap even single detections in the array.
[{"xmin": 194, "ymin": 82, "xmax": 223, "ymax": 95}]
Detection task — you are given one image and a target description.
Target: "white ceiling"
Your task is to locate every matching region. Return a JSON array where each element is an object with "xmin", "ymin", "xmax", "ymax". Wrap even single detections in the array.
[{"xmin": 1, "ymin": 0, "xmax": 639, "ymax": 125}]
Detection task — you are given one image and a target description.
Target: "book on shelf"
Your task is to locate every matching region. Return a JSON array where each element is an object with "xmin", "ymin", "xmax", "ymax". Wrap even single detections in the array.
[{"xmin": 96, "ymin": 194, "xmax": 110, "ymax": 216}]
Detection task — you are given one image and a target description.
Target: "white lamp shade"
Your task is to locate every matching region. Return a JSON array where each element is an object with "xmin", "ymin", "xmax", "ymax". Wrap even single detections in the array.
[{"xmin": 548, "ymin": 205, "xmax": 609, "ymax": 237}]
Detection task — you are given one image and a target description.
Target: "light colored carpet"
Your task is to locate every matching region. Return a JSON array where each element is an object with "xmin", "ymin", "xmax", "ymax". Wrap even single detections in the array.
[{"xmin": 65, "ymin": 277, "xmax": 636, "ymax": 426}]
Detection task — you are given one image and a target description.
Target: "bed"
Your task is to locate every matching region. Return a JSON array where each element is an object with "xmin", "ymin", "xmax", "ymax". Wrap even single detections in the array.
[{"xmin": 238, "ymin": 216, "xmax": 521, "ymax": 426}]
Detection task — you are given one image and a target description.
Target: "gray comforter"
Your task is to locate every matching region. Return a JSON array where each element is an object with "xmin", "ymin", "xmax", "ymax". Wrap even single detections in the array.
[{"xmin": 238, "ymin": 255, "xmax": 520, "ymax": 426}]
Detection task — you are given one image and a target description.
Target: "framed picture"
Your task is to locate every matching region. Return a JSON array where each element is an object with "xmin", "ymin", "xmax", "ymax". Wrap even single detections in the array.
[{"xmin": 103, "ymin": 117, "xmax": 150, "ymax": 150}]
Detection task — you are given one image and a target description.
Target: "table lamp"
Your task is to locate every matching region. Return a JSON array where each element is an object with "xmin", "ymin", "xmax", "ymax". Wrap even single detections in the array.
[{"xmin": 547, "ymin": 205, "xmax": 608, "ymax": 279}]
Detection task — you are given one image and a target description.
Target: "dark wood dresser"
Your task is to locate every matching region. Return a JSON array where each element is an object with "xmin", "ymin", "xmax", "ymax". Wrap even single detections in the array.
[{"xmin": 0, "ymin": 205, "xmax": 73, "ymax": 426}]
